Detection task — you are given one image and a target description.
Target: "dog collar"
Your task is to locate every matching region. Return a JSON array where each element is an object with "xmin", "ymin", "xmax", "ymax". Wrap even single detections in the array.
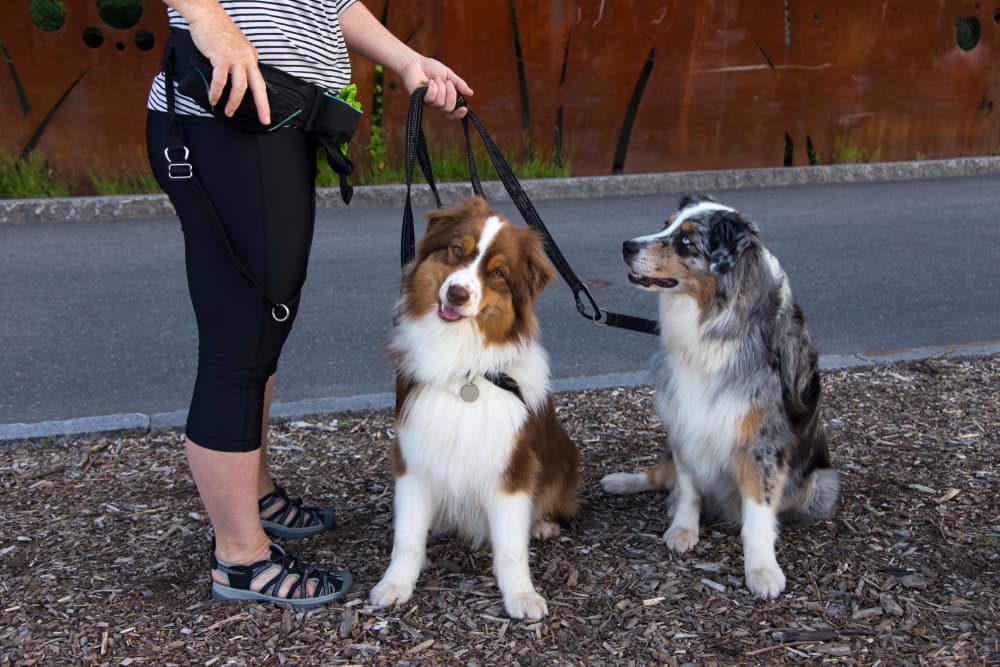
[{"xmin": 459, "ymin": 372, "xmax": 524, "ymax": 404}]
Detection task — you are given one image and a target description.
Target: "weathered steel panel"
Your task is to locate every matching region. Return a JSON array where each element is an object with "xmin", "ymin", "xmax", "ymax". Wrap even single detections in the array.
[
  {"xmin": 1, "ymin": 0, "xmax": 998, "ymax": 189},
  {"xmin": 1, "ymin": 0, "xmax": 169, "ymax": 189}
]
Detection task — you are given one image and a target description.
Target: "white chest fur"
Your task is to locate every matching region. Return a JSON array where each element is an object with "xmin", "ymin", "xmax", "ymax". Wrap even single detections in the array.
[
  {"xmin": 655, "ymin": 296, "xmax": 749, "ymax": 505},
  {"xmin": 399, "ymin": 380, "xmax": 527, "ymax": 490}
]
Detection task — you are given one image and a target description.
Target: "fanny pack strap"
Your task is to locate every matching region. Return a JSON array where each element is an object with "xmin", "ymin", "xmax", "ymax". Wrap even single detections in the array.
[
  {"xmin": 401, "ymin": 87, "xmax": 660, "ymax": 336},
  {"xmin": 161, "ymin": 44, "xmax": 301, "ymax": 323}
]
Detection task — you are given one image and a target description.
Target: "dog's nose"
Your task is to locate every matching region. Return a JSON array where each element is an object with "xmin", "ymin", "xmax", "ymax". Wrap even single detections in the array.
[
  {"xmin": 623, "ymin": 240, "xmax": 640, "ymax": 259},
  {"xmin": 446, "ymin": 284, "xmax": 470, "ymax": 306}
]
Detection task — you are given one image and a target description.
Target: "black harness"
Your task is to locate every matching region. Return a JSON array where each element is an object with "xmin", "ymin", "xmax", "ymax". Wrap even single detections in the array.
[{"xmin": 484, "ymin": 371, "xmax": 525, "ymax": 403}]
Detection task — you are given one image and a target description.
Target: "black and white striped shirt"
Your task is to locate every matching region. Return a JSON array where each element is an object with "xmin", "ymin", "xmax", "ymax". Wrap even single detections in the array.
[{"xmin": 148, "ymin": 0, "xmax": 357, "ymax": 116}]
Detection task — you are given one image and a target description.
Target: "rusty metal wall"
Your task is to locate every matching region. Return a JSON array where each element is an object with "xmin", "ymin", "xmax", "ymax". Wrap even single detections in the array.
[
  {"xmin": 0, "ymin": 0, "xmax": 170, "ymax": 189},
  {"xmin": 2, "ymin": 0, "xmax": 998, "ymax": 190}
]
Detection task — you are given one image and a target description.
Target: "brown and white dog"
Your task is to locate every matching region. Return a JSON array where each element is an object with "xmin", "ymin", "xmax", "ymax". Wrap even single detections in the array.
[
  {"xmin": 601, "ymin": 194, "xmax": 839, "ymax": 598},
  {"xmin": 370, "ymin": 196, "xmax": 579, "ymax": 620}
]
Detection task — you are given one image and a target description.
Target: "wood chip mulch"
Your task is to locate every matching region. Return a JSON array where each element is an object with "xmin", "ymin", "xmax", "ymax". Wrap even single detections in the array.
[{"xmin": 1, "ymin": 355, "xmax": 997, "ymax": 666}]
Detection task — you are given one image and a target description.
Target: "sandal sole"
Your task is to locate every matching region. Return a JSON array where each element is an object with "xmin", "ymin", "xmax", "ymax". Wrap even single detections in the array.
[
  {"xmin": 211, "ymin": 569, "xmax": 352, "ymax": 609},
  {"xmin": 261, "ymin": 508, "xmax": 336, "ymax": 540}
]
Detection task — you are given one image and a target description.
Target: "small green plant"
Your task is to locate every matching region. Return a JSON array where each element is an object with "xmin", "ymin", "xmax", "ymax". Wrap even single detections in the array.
[
  {"xmin": 366, "ymin": 65, "xmax": 389, "ymax": 176},
  {"xmin": 806, "ymin": 136, "xmax": 821, "ymax": 166},
  {"xmin": 831, "ymin": 138, "xmax": 881, "ymax": 164},
  {"xmin": 0, "ymin": 151, "xmax": 71, "ymax": 198},
  {"xmin": 89, "ymin": 168, "xmax": 161, "ymax": 196}
]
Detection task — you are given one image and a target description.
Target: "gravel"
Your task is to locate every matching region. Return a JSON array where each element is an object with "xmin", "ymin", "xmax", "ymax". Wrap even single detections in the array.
[{"xmin": 1, "ymin": 355, "xmax": 997, "ymax": 666}]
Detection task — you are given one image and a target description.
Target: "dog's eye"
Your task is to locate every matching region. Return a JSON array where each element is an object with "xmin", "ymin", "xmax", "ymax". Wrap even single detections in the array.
[
  {"xmin": 450, "ymin": 243, "xmax": 464, "ymax": 258},
  {"xmin": 680, "ymin": 235, "xmax": 692, "ymax": 246},
  {"xmin": 491, "ymin": 267, "xmax": 506, "ymax": 280}
]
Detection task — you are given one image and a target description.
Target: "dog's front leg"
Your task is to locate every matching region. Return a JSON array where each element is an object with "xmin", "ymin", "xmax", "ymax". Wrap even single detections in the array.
[
  {"xmin": 488, "ymin": 491, "xmax": 547, "ymax": 620},
  {"xmin": 663, "ymin": 465, "xmax": 701, "ymax": 552},
  {"xmin": 737, "ymin": 455, "xmax": 787, "ymax": 598},
  {"xmin": 370, "ymin": 474, "xmax": 435, "ymax": 608},
  {"xmin": 740, "ymin": 497, "xmax": 785, "ymax": 598}
]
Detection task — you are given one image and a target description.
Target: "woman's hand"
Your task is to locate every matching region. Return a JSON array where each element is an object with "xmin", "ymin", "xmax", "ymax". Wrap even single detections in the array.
[
  {"xmin": 339, "ymin": 2, "xmax": 473, "ymax": 120},
  {"xmin": 167, "ymin": 0, "xmax": 270, "ymax": 125},
  {"xmin": 399, "ymin": 57, "xmax": 474, "ymax": 120}
]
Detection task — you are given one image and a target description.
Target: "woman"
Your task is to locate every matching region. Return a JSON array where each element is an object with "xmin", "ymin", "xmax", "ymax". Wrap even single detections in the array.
[{"xmin": 146, "ymin": 0, "xmax": 472, "ymax": 607}]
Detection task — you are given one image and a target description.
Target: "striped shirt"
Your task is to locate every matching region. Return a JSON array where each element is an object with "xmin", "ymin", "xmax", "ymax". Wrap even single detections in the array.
[{"xmin": 148, "ymin": 0, "xmax": 357, "ymax": 116}]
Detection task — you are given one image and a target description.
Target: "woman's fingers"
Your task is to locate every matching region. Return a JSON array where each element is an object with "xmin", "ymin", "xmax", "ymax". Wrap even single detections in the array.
[
  {"xmin": 422, "ymin": 78, "xmax": 467, "ymax": 118},
  {"xmin": 208, "ymin": 63, "xmax": 229, "ymax": 107},
  {"xmin": 247, "ymin": 67, "xmax": 271, "ymax": 125},
  {"xmin": 448, "ymin": 71, "xmax": 473, "ymax": 98},
  {"xmin": 224, "ymin": 66, "xmax": 249, "ymax": 117}
]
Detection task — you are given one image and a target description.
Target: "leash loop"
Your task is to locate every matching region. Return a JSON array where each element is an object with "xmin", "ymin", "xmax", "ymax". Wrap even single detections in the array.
[
  {"xmin": 572, "ymin": 284, "xmax": 606, "ymax": 326},
  {"xmin": 271, "ymin": 304, "xmax": 291, "ymax": 323}
]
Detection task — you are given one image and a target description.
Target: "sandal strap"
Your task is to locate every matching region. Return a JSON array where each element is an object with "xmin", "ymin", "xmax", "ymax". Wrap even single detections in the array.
[
  {"xmin": 259, "ymin": 485, "xmax": 329, "ymax": 530},
  {"xmin": 211, "ymin": 544, "xmax": 346, "ymax": 600}
]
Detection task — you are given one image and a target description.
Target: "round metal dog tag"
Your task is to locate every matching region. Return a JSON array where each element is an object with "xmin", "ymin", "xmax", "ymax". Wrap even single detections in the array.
[{"xmin": 460, "ymin": 381, "xmax": 480, "ymax": 402}]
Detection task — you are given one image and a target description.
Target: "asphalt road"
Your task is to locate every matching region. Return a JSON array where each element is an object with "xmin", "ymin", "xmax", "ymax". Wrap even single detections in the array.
[{"xmin": 2, "ymin": 176, "xmax": 999, "ymax": 425}]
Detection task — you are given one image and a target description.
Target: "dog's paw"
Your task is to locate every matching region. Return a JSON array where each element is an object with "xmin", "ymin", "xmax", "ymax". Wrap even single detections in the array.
[
  {"xmin": 663, "ymin": 526, "xmax": 699, "ymax": 553},
  {"xmin": 504, "ymin": 590, "xmax": 549, "ymax": 620},
  {"xmin": 745, "ymin": 565, "xmax": 786, "ymax": 599},
  {"xmin": 369, "ymin": 578, "xmax": 414, "ymax": 608},
  {"xmin": 531, "ymin": 520, "xmax": 560, "ymax": 540},
  {"xmin": 600, "ymin": 472, "xmax": 648, "ymax": 495}
]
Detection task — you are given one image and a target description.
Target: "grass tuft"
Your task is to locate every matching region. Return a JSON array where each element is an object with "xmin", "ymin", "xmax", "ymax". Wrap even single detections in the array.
[
  {"xmin": 89, "ymin": 167, "xmax": 161, "ymax": 196},
  {"xmin": 0, "ymin": 152, "xmax": 71, "ymax": 199},
  {"xmin": 319, "ymin": 142, "xmax": 570, "ymax": 188},
  {"xmin": 831, "ymin": 138, "xmax": 881, "ymax": 164}
]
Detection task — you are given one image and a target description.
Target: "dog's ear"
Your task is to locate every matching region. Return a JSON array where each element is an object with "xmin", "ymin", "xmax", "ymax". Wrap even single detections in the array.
[
  {"xmin": 678, "ymin": 192, "xmax": 718, "ymax": 210},
  {"xmin": 517, "ymin": 227, "xmax": 555, "ymax": 299},
  {"xmin": 425, "ymin": 196, "xmax": 491, "ymax": 232},
  {"xmin": 418, "ymin": 196, "xmax": 493, "ymax": 260},
  {"xmin": 708, "ymin": 211, "xmax": 757, "ymax": 275}
]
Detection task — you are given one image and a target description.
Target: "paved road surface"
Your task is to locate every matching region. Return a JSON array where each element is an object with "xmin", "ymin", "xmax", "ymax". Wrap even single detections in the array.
[{"xmin": 2, "ymin": 176, "xmax": 999, "ymax": 425}]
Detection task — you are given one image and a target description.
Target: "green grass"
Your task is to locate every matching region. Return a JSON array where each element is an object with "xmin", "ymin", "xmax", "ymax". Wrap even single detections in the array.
[
  {"xmin": 2, "ymin": 141, "xmax": 569, "ymax": 199},
  {"xmin": 0, "ymin": 152, "xmax": 71, "ymax": 199},
  {"xmin": 89, "ymin": 167, "xmax": 161, "ymax": 196},
  {"xmin": 831, "ymin": 138, "xmax": 881, "ymax": 164},
  {"xmin": 318, "ymin": 143, "xmax": 570, "ymax": 188}
]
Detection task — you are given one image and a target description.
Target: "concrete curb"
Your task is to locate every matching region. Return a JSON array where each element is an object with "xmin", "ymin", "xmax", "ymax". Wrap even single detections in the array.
[
  {"xmin": 3, "ymin": 156, "xmax": 1000, "ymax": 224},
  {"xmin": 2, "ymin": 341, "xmax": 998, "ymax": 446}
]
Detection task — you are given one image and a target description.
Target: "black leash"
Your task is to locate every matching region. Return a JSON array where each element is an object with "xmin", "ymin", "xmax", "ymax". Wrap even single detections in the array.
[{"xmin": 400, "ymin": 87, "xmax": 660, "ymax": 336}]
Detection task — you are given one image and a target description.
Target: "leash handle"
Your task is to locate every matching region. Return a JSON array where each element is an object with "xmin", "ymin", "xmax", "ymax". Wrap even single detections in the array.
[
  {"xmin": 401, "ymin": 87, "xmax": 660, "ymax": 336},
  {"xmin": 401, "ymin": 87, "xmax": 441, "ymax": 266}
]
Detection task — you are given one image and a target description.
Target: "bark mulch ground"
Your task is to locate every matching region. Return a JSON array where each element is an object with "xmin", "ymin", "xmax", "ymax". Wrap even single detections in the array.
[{"xmin": 1, "ymin": 355, "xmax": 997, "ymax": 666}]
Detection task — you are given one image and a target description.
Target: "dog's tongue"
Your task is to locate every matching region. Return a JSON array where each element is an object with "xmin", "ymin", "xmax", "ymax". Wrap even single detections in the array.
[{"xmin": 438, "ymin": 303, "xmax": 463, "ymax": 322}]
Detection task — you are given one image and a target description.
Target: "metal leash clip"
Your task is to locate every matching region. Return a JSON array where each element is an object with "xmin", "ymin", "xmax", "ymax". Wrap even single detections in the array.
[
  {"xmin": 164, "ymin": 146, "xmax": 193, "ymax": 181},
  {"xmin": 574, "ymin": 285, "xmax": 607, "ymax": 327}
]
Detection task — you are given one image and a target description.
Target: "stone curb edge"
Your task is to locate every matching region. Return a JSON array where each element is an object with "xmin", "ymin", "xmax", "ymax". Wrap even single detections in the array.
[
  {"xmin": 2, "ymin": 341, "xmax": 998, "ymax": 447},
  {"xmin": 3, "ymin": 157, "xmax": 1000, "ymax": 224}
]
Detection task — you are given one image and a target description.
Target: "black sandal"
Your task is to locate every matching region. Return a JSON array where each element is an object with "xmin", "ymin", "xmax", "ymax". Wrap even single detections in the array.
[
  {"xmin": 259, "ymin": 485, "xmax": 335, "ymax": 540},
  {"xmin": 210, "ymin": 543, "xmax": 351, "ymax": 609}
]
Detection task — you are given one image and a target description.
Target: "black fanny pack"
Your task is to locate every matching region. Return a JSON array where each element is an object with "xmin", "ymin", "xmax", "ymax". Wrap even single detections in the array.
[
  {"xmin": 163, "ymin": 27, "xmax": 361, "ymax": 202},
  {"xmin": 158, "ymin": 28, "xmax": 366, "ymax": 322}
]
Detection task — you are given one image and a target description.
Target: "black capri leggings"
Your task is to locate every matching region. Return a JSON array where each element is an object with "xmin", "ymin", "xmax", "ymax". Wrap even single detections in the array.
[{"xmin": 146, "ymin": 110, "xmax": 317, "ymax": 453}]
